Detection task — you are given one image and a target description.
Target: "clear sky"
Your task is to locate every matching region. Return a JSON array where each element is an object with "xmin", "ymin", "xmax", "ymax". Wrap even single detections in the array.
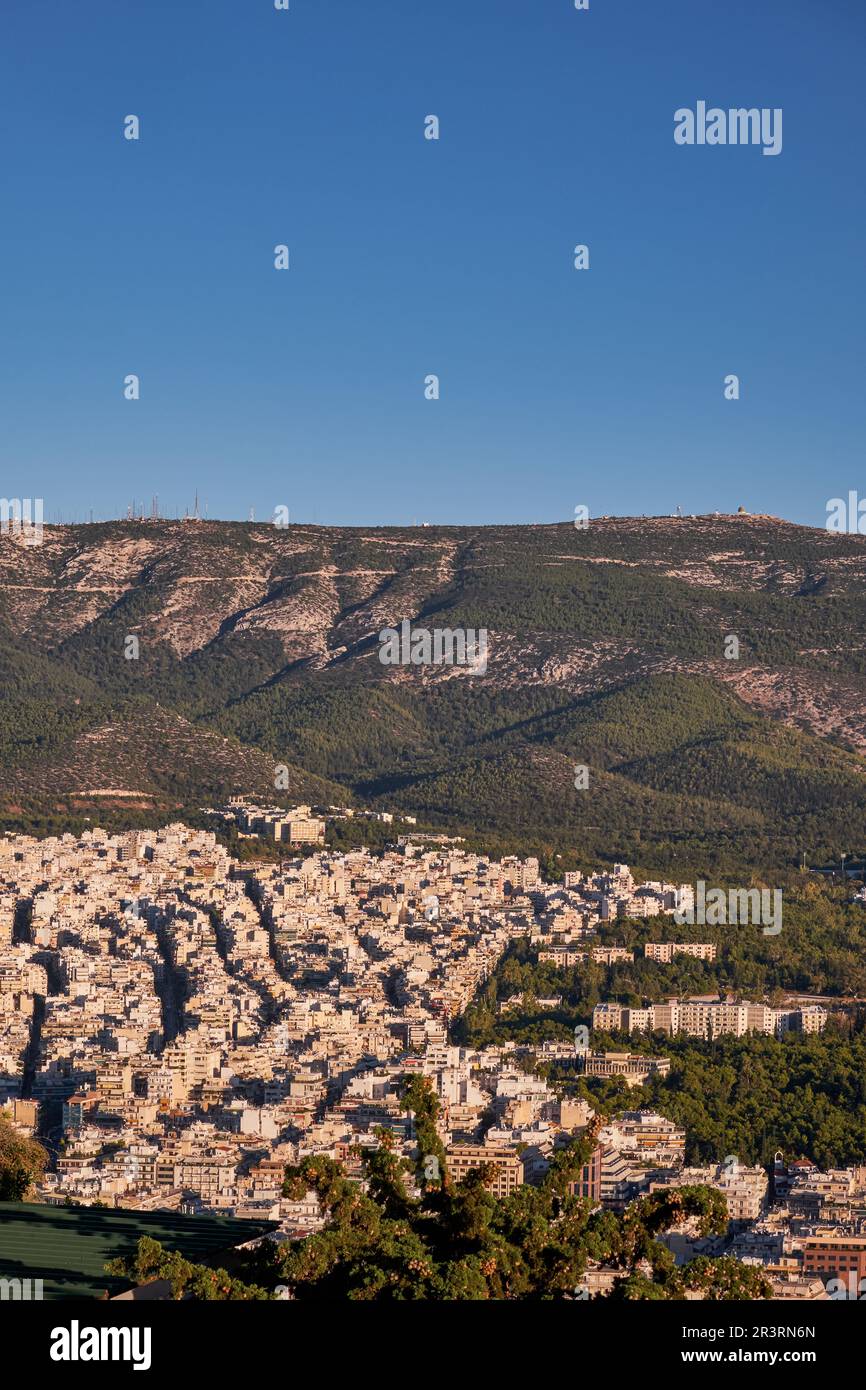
[{"xmin": 2, "ymin": 0, "xmax": 864, "ymax": 528}]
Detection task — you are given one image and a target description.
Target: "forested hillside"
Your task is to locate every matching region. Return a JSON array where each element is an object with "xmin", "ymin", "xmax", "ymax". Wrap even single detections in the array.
[{"xmin": 1, "ymin": 514, "xmax": 865, "ymax": 872}]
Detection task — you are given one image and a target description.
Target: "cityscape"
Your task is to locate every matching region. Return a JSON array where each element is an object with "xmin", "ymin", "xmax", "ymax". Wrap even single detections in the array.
[
  {"xmin": 2, "ymin": 0, "xmax": 865, "ymax": 1371},
  {"xmin": 2, "ymin": 806, "xmax": 865, "ymax": 1309}
]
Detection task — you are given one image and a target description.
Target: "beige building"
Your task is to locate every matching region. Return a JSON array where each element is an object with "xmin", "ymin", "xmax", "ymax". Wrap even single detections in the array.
[
  {"xmin": 581, "ymin": 1051, "xmax": 671, "ymax": 1088},
  {"xmin": 274, "ymin": 811, "xmax": 325, "ymax": 845},
  {"xmin": 446, "ymin": 1144, "xmax": 524, "ymax": 1197},
  {"xmin": 644, "ymin": 942, "xmax": 716, "ymax": 963}
]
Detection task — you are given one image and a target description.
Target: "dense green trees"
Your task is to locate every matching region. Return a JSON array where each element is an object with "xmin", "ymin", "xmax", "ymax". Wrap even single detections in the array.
[
  {"xmin": 0, "ymin": 1111, "xmax": 48, "ymax": 1200},
  {"xmin": 530, "ymin": 1034, "xmax": 866, "ymax": 1170},
  {"xmin": 642, "ymin": 1035, "xmax": 866, "ymax": 1168},
  {"xmin": 458, "ymin": 887, "xmax": 866, "ymax": 1050},
  {"xmin": 456, "ymin": 899, "xmax": 866, "ymax": 1169},
  {"xmin": 105, "ymin": 1235, "xmax": 272, "ymax": 1300}
]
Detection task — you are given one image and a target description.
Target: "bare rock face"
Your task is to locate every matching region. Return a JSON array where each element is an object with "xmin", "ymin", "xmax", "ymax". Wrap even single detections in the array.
[{"xmin": 714, "ymin": 664, "xmax": 866, "ymax": 755}]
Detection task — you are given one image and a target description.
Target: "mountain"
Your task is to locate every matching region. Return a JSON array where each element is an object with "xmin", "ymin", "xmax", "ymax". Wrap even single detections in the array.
[{"xmin": 1, "ymin": 512, "xmax": 865, "ymax": 871}]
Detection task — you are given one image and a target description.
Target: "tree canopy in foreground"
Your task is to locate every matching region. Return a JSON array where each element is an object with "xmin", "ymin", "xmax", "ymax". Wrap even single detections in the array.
[{"xmin": 110, "ymin": 1077, "xmax": 772, "ymax": 1301}]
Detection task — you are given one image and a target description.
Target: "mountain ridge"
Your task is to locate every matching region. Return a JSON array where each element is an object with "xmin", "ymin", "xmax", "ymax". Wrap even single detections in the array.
[{"xmin": 1, "ymin": 513, "xmax": 864, "ymax": 871}]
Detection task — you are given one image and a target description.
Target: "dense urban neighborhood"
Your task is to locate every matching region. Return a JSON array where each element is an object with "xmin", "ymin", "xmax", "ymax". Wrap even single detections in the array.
[{"xmin": 1, "ymin": 809, "xmax": 863, "ymax": 1301}]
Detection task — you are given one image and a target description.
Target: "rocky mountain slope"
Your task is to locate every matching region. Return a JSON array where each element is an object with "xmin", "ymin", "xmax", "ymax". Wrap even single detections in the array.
[{"xmin": 1, "ymin": 513, "xmax": 864, "ymax": 871}]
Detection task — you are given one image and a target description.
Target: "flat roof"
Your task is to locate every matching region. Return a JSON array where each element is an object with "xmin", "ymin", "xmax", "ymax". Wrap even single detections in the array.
[
  {"xmin": 0, "ymin": 1202, "xmax": 277, "ymax": 1300},
  {"xmin": 804, "ymin": 1235, "xmax": 866, "ymax": 1247}
]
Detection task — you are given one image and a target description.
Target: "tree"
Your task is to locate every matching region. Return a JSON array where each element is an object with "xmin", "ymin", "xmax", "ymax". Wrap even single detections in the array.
[
  {"xmin": 269, "ymin": 1077, "xmax": 772, "ymax": 1301},
  {"xmin": 0, "ymin": 1111, "xmax": 47, "ymax": 1200},
  {"xmin": 106, "ymin": 1236, "xmax": 272, "ymax": 1300},
  {"xmin": 399, "ymin": 1074, "xmax": 448, "ymax": 1191}
]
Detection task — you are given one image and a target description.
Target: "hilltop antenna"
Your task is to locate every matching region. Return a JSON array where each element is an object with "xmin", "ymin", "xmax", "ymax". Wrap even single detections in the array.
[{"xmin": 194, "ymin": 490, "xmax": 200, "ymax": 521}]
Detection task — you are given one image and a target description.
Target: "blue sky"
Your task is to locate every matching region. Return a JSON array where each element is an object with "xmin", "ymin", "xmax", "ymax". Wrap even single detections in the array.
[{"xmin": 2, "ymin": 0, "xmax": 864, "ymax": 527}]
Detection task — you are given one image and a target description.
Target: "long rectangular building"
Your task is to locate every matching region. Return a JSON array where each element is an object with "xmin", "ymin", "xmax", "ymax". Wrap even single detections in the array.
[
  {"xmin": 644, "ymin": 942, "xmax": 716, "ymax": 962},
  {"xmin": 592, "ymin": 999, "xmax": 827, "ymax": 1039}
]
